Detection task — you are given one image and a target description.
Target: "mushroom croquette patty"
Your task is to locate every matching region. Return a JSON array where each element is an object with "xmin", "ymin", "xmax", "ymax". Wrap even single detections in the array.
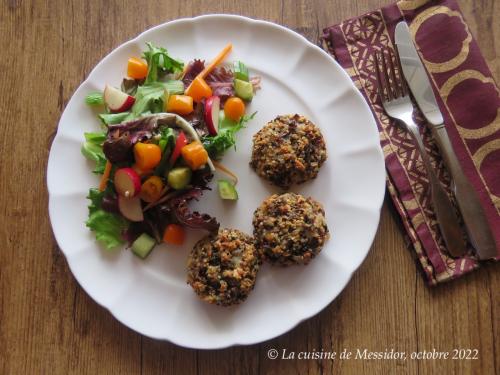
[
  {"xmin": 250, "ymin": 114, "xmax": 327, "ymax": 189},
  {"xmin": 187, "ymin": 229, "xmax": 260, "ymax": 306},
  {"xmin": 253, "ymin": 193, "xmax": 329, "ymax": 265}
]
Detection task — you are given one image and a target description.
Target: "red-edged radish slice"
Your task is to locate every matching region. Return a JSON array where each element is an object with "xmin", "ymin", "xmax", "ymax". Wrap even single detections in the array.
[
  {"xmin": 204, "ymin": 96, "xmax": 220, "ymax": 136},
  {"xmin": 103, "ymin": 84, "xmax": 135, "ymax": 113},
  {"xmin": 114, "ymin": 168, "xmax": 141, "ymax": 198},
  {"xmin": 118, "ymin": 195, "xmax": 144, "ymax": 222}
]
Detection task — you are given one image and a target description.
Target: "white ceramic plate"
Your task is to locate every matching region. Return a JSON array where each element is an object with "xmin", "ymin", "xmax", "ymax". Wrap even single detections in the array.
[{"xmin": 47, "ymin": 15, "xmax": 385, "ymax": 349}]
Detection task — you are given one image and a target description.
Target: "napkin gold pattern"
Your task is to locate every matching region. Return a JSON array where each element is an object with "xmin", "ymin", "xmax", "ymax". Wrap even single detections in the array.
[{"xmin": 322, "ymin": 0, "xmax": 500, "ymax": 284}]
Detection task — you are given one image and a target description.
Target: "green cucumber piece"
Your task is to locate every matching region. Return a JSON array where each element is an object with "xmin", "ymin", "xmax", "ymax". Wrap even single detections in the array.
[
  {"xmin": 218, "ymin": 179, "xmax": 238, "ymax": 200},
  {"xmin": 155, "ymin": 140, "xmax": 173, "ymax": 176},
  {"xmin": 234, "ymin": 79, "xmax": 253, "ymax": 101},
  {"xmin": 167, "ymin": 167, "xmax": 192, "ymax": 190},
  {"xmin": 233, "ymin": 61, "xmax": 249, "ymax": 81},
  {"xmin": 131, "ymin": 233, "xmax": 156, "ymax": 259}
]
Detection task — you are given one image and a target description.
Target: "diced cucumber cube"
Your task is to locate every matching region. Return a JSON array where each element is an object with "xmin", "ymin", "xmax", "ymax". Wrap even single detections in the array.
[
  {"xmin": 168, "ymin": 167, "xmax": 192, "ymax": 190},
  {"xmin": 234, "ymin": 79, "xmax": 253, "ymax": 101},
  {"xmin": 131, "ymin": 233, "xmax": 156, "ymax": 259},
  {"xmin": 218, "ymin": 179, "xmax": 238, "ymax": 200}
]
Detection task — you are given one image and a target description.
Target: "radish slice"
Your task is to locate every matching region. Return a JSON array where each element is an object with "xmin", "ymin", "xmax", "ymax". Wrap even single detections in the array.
[
  {"xmin": 114, "ymin": 168, "xmax": 141, "ymax": 198},
  {"xmin": 204, "ymin": 96, "xmax": 220, "ymax": 136},
  {"xmin": 118, "ymin": 196, "xmax": 144, "ymax": 222},
  {"xmin": 104, "ymin": 84, "xmax": 135, "ymax": 113}
]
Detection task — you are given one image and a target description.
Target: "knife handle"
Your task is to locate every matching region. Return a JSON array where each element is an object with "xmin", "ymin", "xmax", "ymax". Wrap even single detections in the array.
[{"xmin": 431, "ymin": 124, "xmax": 498, "ymax": 259}]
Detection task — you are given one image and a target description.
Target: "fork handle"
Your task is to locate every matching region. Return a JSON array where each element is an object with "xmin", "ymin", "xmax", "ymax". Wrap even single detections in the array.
[{"xmin": 405, "ymin": 123, "xmax": 467, "ymax": 257}]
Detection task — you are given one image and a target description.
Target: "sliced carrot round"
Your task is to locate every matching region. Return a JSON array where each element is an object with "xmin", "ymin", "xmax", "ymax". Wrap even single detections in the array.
[{"xmin": 163, "ymin": 224, "xmax": 185, "ymax": 245}]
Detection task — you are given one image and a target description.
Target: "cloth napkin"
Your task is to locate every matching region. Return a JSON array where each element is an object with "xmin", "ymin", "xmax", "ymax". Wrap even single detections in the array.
[{"xmin": 322, "ymin": 0, "xmax": 500, "ymax": 285}]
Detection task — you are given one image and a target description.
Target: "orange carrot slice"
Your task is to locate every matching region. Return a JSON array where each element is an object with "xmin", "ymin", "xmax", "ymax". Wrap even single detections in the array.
[
  {"xmin": 199, "ymin": 43, "xmax": 233, "ymax": 79},
  {"xmin": 99, "ymin": 160, "xmax": 112, "ymax": 191}
]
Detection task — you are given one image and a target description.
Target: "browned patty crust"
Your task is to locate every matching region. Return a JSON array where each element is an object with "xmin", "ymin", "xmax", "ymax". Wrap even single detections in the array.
[
  {"xmin": 253, "ymin": 193, "xmax": 329, "ymax": 265},
  {"xmin": 187, "ymin": 228, "xmax": 260, "ymax": 306},
  {"xmin": 250, "ymin": 114, "xmax": 327, "ymax": 189}
]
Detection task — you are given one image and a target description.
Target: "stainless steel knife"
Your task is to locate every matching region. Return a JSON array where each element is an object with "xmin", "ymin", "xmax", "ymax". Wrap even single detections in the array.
[{"xmin": 395, "ymin": 21, "xmax": 498, "ymax": 259}]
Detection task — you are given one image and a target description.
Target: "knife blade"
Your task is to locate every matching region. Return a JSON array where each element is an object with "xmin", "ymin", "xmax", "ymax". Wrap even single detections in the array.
[{"xmin": 395, "ymin": 21, "xmax": 498, "ymax": 259}]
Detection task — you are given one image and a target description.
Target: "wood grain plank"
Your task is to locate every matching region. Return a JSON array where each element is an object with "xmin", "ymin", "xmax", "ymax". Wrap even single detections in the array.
[
  {"xmin": 0, "ymin": 1, "xmax": 80, "ymax": 374},
  {"xmin": 141, "ymin": 339, "xmax": 198, "ymax": 375},
  {"xmin": 0, "ymin": 0, "xmax": 143, "ymax": 373},
  {"xmin": 415, "ymin": 270, "xmax": 496, "ymax": 375},
  {"xmin": 327, "ymin": 202, "xmax": 418, "ymax": 375},
  {"xmin": 487, "ymin": 264, "xmax": 499, "ymax": 374}
]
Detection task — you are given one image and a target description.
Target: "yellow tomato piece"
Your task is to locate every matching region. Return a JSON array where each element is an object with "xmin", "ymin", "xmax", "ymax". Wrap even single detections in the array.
[
  {"xmin": 224, "ymin": 97, "xmax": 245, "ymax": 121},
  {"xmin": 140, "ymin": 176, "xmax": 164, "ymax": 203}
]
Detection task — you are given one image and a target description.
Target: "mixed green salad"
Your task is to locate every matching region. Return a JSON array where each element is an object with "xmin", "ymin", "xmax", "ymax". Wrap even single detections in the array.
[{"xmin": 81, "ymin": 42, "xmax": 260, "ymax": 258}]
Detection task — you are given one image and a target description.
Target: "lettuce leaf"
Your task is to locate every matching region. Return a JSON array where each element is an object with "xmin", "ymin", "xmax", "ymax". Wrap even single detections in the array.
[
  {"xmin": 131, "ymin": 83, "xmax": 165, "ymax": 116},
  {"xmin": 202, "ymin": 112, "xmax": 256, "ymax": 159},
  {"xmin": 85, "ymin": 188, "xmax": 128, "ymax": 249},
  {"xmin": 131, "ymin": 81, "xmax": 183, "ymax": 118},
  {"xmin": 81, "ymin": 132, "xmax": 107, "ymax": 174},
  {"xmin": 143, "ymin": 42, "xmax": 184, "ymax": 84},
  {"xmin": 98, "ymin": 112, "xmax": 131, "ymax": 125},
  {"xmin": 167, "ymin": 188, "xmax": 219, "ymax": 232}
]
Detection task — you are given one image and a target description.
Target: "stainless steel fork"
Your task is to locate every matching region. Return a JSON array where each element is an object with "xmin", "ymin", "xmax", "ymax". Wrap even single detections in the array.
[{"xmin": 374, "ymin": 48, "xmax": 466, "ymax": 257}]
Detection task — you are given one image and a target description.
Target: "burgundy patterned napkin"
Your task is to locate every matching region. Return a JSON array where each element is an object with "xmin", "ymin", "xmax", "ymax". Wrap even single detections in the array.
[{"xmin": 321, "ymin": 0, "xmax": 500, "ymax": 285}]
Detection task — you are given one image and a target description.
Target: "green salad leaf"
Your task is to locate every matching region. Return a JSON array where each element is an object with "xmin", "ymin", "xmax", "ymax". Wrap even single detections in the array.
[
  {"xmin": 130, "ymin": 81, "xmax": 184, "ymax": 118},
  {"xmin": 143, "ymin": 42, "xmax": 184, "ymax": 84},
  {"xmin": 85, "ymin": 43, "xmax": 185, "ymax": 126},
  {"xmin": 81, "ymin": 132, "xmax": 107, "ymax": 174},
  {"xmin": 87, "ymin": 188, "xmax": 105, "ymax": 215},
  {"xmin": 85, "ymin": 92, "xmax": 104, "ymax": 105},
  {"xmin": 98, "ymin": 112, "xmax": 131, "ymax": 125},
  {"xmin": 159, "ymin": 126, "xmax": 176, "ymax": 149},
  {"xmin": 202, "ymin": 112, "xmax": 256, "ymax": 159},
  {"xmin": 131, "ymin": 82, "xmax": 166, "ymax": 117},
  {"xmin": 154, "ymin": 127, "xmax": 176, "ymax": 176},
  {"xmin": 85, "ymin": 188, "xmax": 129, "ymax": 249}
]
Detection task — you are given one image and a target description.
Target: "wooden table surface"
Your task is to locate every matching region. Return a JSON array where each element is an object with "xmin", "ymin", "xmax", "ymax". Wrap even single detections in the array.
[{"xmin": 1, "ymin": 0, "xmax": 498, "ymax": 374}]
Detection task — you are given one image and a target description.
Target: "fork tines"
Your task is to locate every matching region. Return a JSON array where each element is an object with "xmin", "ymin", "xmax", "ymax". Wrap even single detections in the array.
[{"xmin": 374, "ymin": 48, "xmax": 408, "ymax": 101}]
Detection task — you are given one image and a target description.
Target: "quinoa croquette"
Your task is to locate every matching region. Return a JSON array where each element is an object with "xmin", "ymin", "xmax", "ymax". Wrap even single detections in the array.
[
  {"xmin": 253, "ymin": 193, "xmax": 329, "ymax": 266},
  {"xmin": 250, "ymin": 114, "xmax": 327, "ymax": 189},
  {"xmin": 187, "ymin": 229, "xmax": 260, "ymax": 306}
]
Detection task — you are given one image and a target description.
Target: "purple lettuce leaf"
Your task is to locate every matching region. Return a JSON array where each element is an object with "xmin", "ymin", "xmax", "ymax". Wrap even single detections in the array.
[{"xmin": 167, "ymin": 188, "xmax": 219, "ymax": 232}]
